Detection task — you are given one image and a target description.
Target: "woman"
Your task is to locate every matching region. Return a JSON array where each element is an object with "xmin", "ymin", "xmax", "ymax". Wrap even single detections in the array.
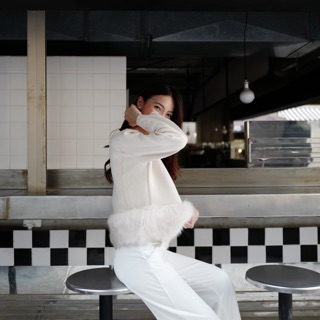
[{"xmin": 105, "ymin": 84, "xmax": 241, "ymax": 320}]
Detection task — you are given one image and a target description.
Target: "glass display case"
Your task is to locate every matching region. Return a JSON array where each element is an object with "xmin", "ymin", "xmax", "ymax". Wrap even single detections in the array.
[{"xmin": 245, "ymin": 121, "xmax": 320, "ymax": 168}]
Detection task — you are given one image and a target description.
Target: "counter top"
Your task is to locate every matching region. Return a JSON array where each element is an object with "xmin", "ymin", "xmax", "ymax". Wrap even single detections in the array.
[{"xmin": 1, "ymin": 192, "xmax": 320, "ymax": 229}]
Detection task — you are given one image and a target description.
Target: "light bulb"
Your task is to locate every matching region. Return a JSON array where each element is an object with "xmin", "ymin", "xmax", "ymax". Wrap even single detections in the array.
[{"xmin": 239, "ymin": 80, "xmax": 255, "ymax": 104}]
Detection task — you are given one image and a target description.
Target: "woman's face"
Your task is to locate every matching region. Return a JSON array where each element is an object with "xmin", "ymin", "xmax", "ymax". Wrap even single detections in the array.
[{"xmin": 138, "ymin": 95, "xmax": 174, "ymax": 120}]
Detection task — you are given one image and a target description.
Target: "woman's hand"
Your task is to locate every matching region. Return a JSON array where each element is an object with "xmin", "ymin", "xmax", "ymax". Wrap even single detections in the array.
[
  {"xmin": 184, "ymin": 208, "xmax": 199, "ymax": 229},
  {"xmin": 125, "ymin": 104, "xmax": 141, "ymax": 127}
]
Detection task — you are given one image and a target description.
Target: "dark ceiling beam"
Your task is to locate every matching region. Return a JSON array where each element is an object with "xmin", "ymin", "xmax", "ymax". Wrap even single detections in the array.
[{"xmin": 2, "ymin": 1, "xmax": 320, "ymax": 11}]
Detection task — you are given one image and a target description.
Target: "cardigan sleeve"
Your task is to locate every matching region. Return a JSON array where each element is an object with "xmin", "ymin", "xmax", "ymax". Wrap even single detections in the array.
[{"xmin": 110, "ymin": 113, "xmax": 188, "ymax": 161}]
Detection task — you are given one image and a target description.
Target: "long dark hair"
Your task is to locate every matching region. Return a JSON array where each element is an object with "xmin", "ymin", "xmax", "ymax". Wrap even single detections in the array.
[{"xmin": 104, "ymin": 83, "xmax": 184, "ymax": 183}]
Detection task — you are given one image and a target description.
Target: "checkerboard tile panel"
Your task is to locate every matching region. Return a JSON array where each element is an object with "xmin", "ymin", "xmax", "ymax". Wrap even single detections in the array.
[{"xmin": 0, "ymin": 227, "xmax": 319, "ymax": 266}]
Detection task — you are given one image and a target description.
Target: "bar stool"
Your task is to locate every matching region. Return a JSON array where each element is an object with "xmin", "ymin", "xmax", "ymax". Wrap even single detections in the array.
[
  {"xmin": 65, "ymin": 267, "xmax": 130, "ymax": 320},
  {"xmin": 245, "ymin": 264, "xmax": 320, "ymax": 320}
]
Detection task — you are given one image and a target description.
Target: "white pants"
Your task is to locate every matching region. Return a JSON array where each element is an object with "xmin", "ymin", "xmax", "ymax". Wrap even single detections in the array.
[{"xmin": 113, "ymin": 244, "xmax": 241, "ymax": 320}]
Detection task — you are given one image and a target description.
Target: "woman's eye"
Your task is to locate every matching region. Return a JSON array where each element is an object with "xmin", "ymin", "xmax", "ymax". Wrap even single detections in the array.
[
  {"xmin": 167, "ymin": 114, "xmax": 173, "ymax": 119},
  {"xmin": 154, "ymin": 105, "xmax": 161, "ymax": 110}
]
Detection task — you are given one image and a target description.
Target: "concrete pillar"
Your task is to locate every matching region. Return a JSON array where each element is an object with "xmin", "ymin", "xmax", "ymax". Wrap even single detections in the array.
[{"xmin": 27, "ymin": 11, "xmax": 47, "ymax": 193}]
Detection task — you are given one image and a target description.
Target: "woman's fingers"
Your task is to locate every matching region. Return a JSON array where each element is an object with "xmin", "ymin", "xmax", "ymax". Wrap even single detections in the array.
[
  {"xmin": 184, "ymin": 209, "xmax": 200, "ymax": 229},
  {"xmin": 125, "ymin": 104, "xmax": 141, "ymax": 126}
]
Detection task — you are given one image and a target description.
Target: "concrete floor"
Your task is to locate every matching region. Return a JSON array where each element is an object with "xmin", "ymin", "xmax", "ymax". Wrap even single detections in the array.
[
  {"xmin": 1, "ymin": 292, "xmax": 320, "ymax": 319},
  {"xmin": 1, "ymin": 264, "xmax": 320, "ymax": 319}
]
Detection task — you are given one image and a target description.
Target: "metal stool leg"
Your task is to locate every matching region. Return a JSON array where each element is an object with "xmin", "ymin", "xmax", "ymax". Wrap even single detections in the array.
[
  {"xmin": 99, "ymin": 295, "xmax": 113, "ymax": 320},
  {"xmin": 278, "ymin": 293, "xmax": 292, "ymax": 320}
]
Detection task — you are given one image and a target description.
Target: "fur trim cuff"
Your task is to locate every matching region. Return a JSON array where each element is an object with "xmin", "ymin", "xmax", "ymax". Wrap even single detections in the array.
[{"xmin": 108, "ymin": 200, "xmax": 194, "ymax": 248}]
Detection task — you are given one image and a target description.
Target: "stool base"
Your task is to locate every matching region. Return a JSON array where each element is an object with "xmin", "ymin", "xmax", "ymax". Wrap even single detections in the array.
[
  {"xmin": 279, "ymin": 293, "xmax": 292, "ymax": 320},
  {"xmin": 100, "ymin": 295, "xmax": 113, "ymax": 320}
]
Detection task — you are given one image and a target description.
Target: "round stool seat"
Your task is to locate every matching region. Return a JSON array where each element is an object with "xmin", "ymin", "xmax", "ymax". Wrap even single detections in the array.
[
  {"xmin": 66, "ymin": 267, "xmax": 130, "ymax": 295},
  {"xmin": 65, "ymin": 267, "xmax": 130, "ymax": 320},
  {"xmin": 246, "ymin": 264, "xmax": 320, "ymax": 320},
  {"xmin": 246, "ymin": 264, "xmax": 320, "ymax": 294}
]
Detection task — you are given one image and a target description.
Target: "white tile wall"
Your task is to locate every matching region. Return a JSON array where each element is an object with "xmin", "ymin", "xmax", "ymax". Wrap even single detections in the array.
[
  {"xmin": 230, "ymin": 228, "xmax": 248, "ymax": 246},
  {"xmin": 68, "ymin": 248, "xmax": 87, "ymax": 265},
  {"xmin": 300, "ymin": 227, "xmax": 318, "ymax": 244},
  {"xmin": 50, "ymin": 230, "xmax": 69, "ymax": 248},
  {"xmin": 32, "ymin": 248, "xmax": 51, "ymax": 266},
  {"xmin": 248, "ymin": 246, "xmax": 266, "ymax": 263},
  {"xmin": 0, "ymin": 56, "xmax": 126, "ymax": 170},
  {"xmin": 47, "ymin": 56, "xmax": 126, "ymax": 169},
  {"xmin": 0, "ymin": 249, "xmax": 14, "ymax": 266},
  {"xmin": 212, "ymin": 246, "xmax": 231, "ymax": 264},
  {"xmin": 283, "ymin": 245, "xmax": 301, "ymax": 263},
  {"xmin": 265, "ymin": 227, "xmax": 283, "ymax": 245},
  {"xmin": 13, "ymin": 230, "xmax": 32, "ymax": 248},
  {"xmin": 87, "ymin": 229, "xmax": 105, "ymax": 247},
  {"xmin": 0, "ymin": 57, "xmax": 27, "ymax": 169},
  {"xmin": 194, "ymin": 228, "xmax": 212, "ymax": 246}
]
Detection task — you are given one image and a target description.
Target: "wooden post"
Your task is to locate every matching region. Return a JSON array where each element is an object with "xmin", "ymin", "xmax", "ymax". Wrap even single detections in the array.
[{"xmin": 27, "ymin": 11, "xmax": 47, "ymax": 193}]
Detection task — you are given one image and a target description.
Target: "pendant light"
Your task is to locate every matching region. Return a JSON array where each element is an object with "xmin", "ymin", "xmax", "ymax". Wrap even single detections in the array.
[{"xmin": 239, "ymin": 12, "xmax": 255, "ymax": 104}]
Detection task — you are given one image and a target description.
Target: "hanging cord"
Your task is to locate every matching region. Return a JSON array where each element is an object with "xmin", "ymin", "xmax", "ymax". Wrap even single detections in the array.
[{"xmin": 243, "ymin": 12, "xmax": 248, "ymax": 80}]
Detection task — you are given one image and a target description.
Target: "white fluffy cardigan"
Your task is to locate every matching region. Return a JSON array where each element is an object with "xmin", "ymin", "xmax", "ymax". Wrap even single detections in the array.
[
  {"xmin": 108, "ymin": 112, "xmax": 195, "ymax": 249},
  {"xmin": 108, "ymin": 200, "xmax": 194, "ymax": 248}
]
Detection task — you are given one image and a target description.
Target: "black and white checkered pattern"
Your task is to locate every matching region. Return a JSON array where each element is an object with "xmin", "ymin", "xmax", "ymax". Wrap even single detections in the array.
[{"xmin": 0, "ymin": 227, "xmax": 319, "ymax": 266}]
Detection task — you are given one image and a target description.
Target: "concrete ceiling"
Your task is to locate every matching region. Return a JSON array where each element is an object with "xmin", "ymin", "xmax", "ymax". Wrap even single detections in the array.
[{"xmin": 1, "ymin": 6, "xmax": 320, "ymax": 121}]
